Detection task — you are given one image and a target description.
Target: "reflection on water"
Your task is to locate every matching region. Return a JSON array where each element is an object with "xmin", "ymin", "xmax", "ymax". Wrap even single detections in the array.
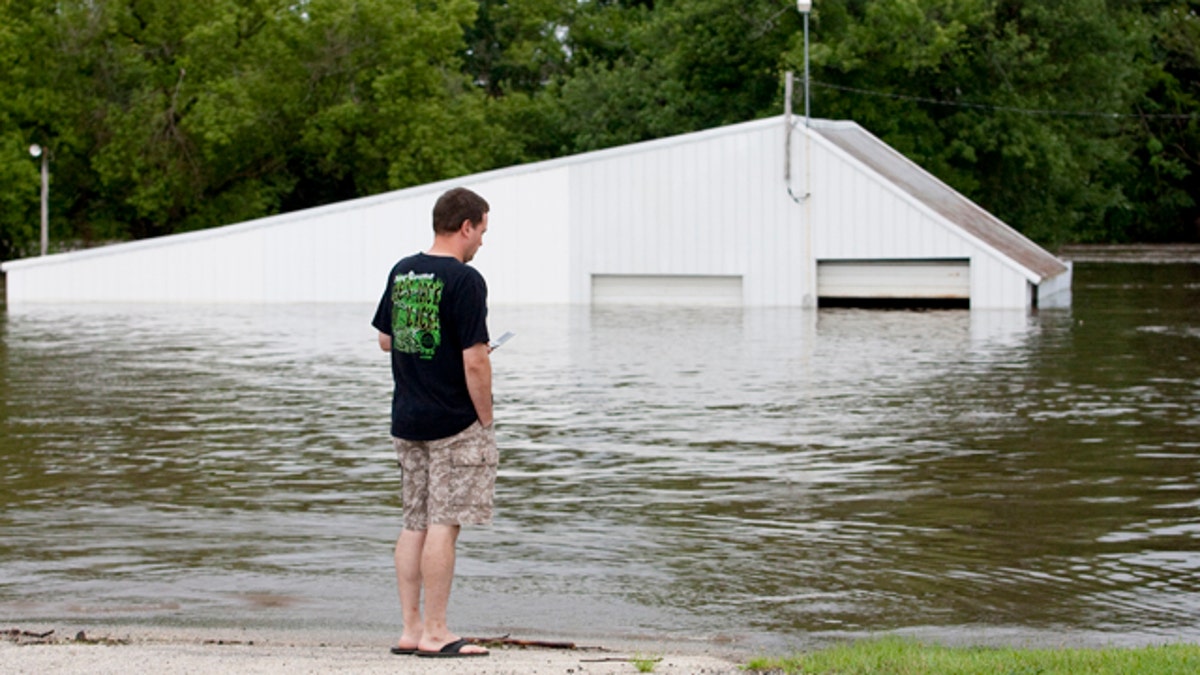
[{"xmin": 1, "ymin": 263, "xmax": 1197, "ymax": 650}]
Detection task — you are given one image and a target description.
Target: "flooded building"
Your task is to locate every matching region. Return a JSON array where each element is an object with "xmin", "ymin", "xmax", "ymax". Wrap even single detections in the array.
[{"xmin": 1, "ymin": 116, "xmax": 1071, "ymax": 309}]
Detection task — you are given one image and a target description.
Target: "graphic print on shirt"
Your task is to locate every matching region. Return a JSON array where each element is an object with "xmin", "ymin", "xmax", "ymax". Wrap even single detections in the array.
[{"xmin": 391, "ymin": 271, "xmax": 444, "ymax": 359}]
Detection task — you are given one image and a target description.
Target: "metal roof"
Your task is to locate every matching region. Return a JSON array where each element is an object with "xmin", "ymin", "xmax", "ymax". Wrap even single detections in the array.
[{"xmin": 812, "ymin": 121, "xmax": 1069, "ymax": 282}]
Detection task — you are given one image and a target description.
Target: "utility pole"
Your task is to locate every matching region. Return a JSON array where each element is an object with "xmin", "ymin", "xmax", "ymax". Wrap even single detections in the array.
[{"xmin": 29, "ymin": 144, "xmax": 48, "ymax": 256}]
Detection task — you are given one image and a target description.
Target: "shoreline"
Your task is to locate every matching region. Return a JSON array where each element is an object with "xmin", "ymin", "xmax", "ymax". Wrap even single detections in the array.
[
  {"xmin": 1055, "ymin": 243, "xmax": 1200, "ymax": 263},
  {"xmin": 2, "ymin": 624, "xmax": 746, "ymax": 674}
]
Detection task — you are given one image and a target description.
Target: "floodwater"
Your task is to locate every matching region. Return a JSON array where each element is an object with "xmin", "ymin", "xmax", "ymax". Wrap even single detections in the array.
[{"xmin": 1, "ymin": 263, "xmax": 1197, "ymax": 652}]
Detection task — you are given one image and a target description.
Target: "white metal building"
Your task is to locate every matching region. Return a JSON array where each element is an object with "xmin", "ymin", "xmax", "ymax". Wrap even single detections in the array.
[{"xmin": 1, "ymin": 115, "xmax": 1071, "ymax": 309}]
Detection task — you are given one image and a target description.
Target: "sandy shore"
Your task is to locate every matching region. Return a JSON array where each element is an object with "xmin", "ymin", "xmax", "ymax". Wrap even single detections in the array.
[{"xmin": 2, "ymin": 626, "xmax": 746, "ymax": 674}]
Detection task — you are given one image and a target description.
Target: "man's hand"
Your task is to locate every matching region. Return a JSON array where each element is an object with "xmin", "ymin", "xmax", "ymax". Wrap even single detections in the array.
[{"xmin": 463, "ymin": 342, "xmax": 493, "ymax": 427}]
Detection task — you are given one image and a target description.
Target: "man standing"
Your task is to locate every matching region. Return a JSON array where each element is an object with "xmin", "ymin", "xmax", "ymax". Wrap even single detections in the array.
[{"xmin": 372, "ymin": 187, "xmax": 496, "ymax": 659}]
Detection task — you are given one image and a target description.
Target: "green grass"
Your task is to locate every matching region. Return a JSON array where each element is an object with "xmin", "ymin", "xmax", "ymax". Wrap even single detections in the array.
[
  {"xmin": 631, "ymin": 653, "xmax": 661, "ymax": 673},
  {"xmin": 743, "ymin": 637, "xmax": 1200, "ymax": 674}
]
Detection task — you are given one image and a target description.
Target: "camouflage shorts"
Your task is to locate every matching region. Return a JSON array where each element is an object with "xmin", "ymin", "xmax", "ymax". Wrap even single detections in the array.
[{"xmin": 393, "ymin": 421, "xmax": 497, "ymax": 530}]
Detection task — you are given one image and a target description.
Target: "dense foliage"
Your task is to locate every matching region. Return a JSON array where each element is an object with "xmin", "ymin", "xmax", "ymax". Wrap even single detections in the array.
[{"xmin": 1, "ymin": 0, "xmax": 1197, "ymax": 260}]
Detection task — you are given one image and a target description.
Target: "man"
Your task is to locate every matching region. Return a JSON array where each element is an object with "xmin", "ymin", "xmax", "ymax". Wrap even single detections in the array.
[{"xmin": 371, "ymin": 187, "xmax": 496, "ymax": 659}]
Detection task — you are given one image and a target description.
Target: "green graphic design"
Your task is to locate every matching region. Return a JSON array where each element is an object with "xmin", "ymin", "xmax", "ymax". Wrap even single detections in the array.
[{"xmin": 391, "ymin": 272, "xmax": 444, "ymax": 359}]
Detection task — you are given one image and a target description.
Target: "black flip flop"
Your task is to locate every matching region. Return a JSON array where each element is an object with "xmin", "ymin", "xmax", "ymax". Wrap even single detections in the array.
[{"xmin": 416, "ymin": 638, "xmax": 488, "ymax": 658}]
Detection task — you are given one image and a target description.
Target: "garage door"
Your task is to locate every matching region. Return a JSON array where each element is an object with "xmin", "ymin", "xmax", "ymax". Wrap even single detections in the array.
[
  {"xmin": 817, "ymin": 260, "xmax": 969, "ymax": 300},
  {"xmin": 591, "ymin": 274, "xmax": 743, "ymax": 306}
]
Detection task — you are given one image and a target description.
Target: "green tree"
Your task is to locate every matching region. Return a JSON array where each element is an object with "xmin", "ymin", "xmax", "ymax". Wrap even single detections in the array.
[
  {"xmin": 3, "ymin": 0, "xmax": 1197, "ymax": 258},
  {"xmin": 79, "ymin": 0, "xmax": 305, "ymax": 238},
  {"xmin": 1116, "ymin": 0, "xmax": 1200, "ymax": 242},
  {"xmin": 507, "ymin": 0, "xmax": 801, "ymax": 157},
  {"xmin": 0, "ymin": 0, "xmax": 99, "ymax": 255},
  {"xmin": 280, "ymin": 0, "xmax": 495, "ymax": 204},
  {"xmin": 0, "ymin": 0, "xmax": 501, "ymax": 257},
  {"xmin": 801, "ymin": 0, "xmax": 1151, "ymax": 247},
  {"xmin": 464, "ymin": 0, "xmax": 574, "ymax": 97},
  {"xmin": 471, "ymin": 0, "xmax": 661, "ymax": 160},
  {"xmin": 0, "ymin": 13, "xmax": 39, "ymax": 260},
  {"xmin": 653, "ymin": 0, "xmax": 800, "ymax": 129}
]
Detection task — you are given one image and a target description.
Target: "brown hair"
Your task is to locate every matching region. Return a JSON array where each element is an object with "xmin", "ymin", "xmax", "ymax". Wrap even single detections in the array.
[{"xmin": 432, "ymin": 187, "xmax": 489, "ymax": 235}]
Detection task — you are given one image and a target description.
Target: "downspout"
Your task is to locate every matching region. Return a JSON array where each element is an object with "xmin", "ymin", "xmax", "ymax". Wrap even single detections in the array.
[{"xmin": 785, "ymin": 72, "xmax": 816, "ymax": 307}]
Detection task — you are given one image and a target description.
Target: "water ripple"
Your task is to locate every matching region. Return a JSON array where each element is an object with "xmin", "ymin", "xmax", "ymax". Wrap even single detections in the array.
[{"xmin": 2, "ymin": 263, "xmax": 1198, "ymax": 647}]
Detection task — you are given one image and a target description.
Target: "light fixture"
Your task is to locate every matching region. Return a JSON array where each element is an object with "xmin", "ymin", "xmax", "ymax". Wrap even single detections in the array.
[{"xmin": 29, "ymin": 144, "xmax": 49, "ymax": 255}]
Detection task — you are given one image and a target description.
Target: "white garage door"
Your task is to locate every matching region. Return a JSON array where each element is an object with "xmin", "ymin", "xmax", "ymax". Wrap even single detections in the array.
[
  {"xmin": 817, "ymin": 260, "xmax": 970, "ymax": 300},
  {"xmin": 591, "ymin": 274, "xmax": 743, "ymax": 306}
]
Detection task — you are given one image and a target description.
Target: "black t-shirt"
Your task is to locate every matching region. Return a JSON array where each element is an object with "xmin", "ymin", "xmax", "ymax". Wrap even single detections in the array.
[{"xmin": 372, "ymin": 252, "xmax": 490, "ymax": 441}]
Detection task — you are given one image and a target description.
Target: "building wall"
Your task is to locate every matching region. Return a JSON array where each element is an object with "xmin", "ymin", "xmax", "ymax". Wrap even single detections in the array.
[
  {"xmin": 805, "ymin": 122, "xmax": 1046, "ymax": 309},
  {"xmin": 2, "ymin": 116, "xmax": 1059, "ymax": 310},
  {"xmin": 567, "ymin": 119, "xmax": 809, "ymax": 306},
  {"xmin": 2, "ymin": 163, "xmax": 574, "ymax": 305}
]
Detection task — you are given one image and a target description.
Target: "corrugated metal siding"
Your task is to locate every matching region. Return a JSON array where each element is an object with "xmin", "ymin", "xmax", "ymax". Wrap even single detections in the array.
[
  {"xmin": 470, "ymin": 168, "xmax": 573, "ymax": 305},
  {"xmin": 569, "ymin": 120, "xmax": 808, "ymax": 307},
  {"xmin": 1, "ymin": 166, "xmax": 575, "ymax": 305},
  {"xmin": 2, "ymin": 115, "xmax": 1067, "ymax": 310},
  {"xmin": 812, "ymin": 122, "xmax": 1067, "ymax": 282},
  {"xmin": 803, "ymin": 119, "xmax": 1066, "ymax": 309},
  {"xmin": 811, "ymin": 138, "xmax": 967, "ymax": 262},
  {"xmin": 970, "ymin": 254, "xmax": 1029, "ymax": 309}
]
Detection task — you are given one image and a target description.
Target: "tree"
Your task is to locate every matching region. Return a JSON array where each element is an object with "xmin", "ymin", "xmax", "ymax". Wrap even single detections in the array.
[
  {"xmin": 279, "ymin": 0, "xmax": 497, "ymax": 204},
  {"xmin": 2, "ymin": 0, "xmax": 1197, "ymax": 257},
  {"xmin": 1116, "ymin": 1, "xmax": 1200, "ymax": 242},
  {"xmin": 0, "ymin": 0, "xmax": 504, "ymax": 256},
  {"xmin": 463, "ymin": 0, "xmax": 574, "ymax": 97},
  {"xmin": 0, "ymin": 14, "xmax": 39, "ymax": 260},
  {"xmin": 504, "ymin": 0, "xmax": 801, "ymax": 157},
  {"xmin": 800, "ymin": 0, "xmax": 1152, "ymax": 247},
  {"xmin": 0, "ymin": 0, "xmax": 99, "ymax": 255}
]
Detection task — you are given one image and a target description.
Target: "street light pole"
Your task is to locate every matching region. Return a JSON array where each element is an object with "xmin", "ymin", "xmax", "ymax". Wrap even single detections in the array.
[
  {"xmin": 29, "ymin": 144, "xmax": 48, "ymax": 256},
  {"xmin": 797, "ymin": 1, "xmax": 811, "ymax": 127},
  {"xmin": 796, "ymin": 1, "xmax": 815, "ymax": 307}
]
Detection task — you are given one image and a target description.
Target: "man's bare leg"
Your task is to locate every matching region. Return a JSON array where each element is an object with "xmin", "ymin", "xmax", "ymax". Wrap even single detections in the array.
[
  {"xmin": 416, "ymin": 524, "xmax": 488, "ymax": 655},
  {"xmin": 394, "ymin": 529, "xmax": 426, "ymax": 650}
]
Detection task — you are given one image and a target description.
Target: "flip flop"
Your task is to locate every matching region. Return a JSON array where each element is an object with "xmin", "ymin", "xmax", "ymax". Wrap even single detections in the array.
[
  {"xmin": 389, "ymin": 646, "xmax": 417, "ymax": 655},
  {"xmin": 416, "ymin": 638, "xmax": 488, "ymax": 658}
]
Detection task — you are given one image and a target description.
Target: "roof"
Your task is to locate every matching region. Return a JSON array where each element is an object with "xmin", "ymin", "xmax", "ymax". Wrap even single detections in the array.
[{"xmin": 812, "ymin": 121, "xmax": 1069, "ymax": 282}]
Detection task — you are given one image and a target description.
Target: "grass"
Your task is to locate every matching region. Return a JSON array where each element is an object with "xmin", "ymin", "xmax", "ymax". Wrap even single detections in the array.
[
  {"xmin": 743, "ymin": 637, "xmax": 1200, "ymax": 674},
  {"xmin": 631, "ymin": 653, "xmax": 662, "ymax": 673}
]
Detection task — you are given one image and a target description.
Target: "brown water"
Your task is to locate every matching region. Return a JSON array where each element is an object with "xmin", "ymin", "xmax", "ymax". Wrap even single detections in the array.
[{"xmin": 1, "ymin": 263, "xmax": 1197, "ymax": 652}]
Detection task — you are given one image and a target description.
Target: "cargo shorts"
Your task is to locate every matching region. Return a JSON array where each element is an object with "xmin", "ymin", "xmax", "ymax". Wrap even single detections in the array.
[{"xmin": 393, "ymin": 420, "xmax": 498, "ymax": 530}]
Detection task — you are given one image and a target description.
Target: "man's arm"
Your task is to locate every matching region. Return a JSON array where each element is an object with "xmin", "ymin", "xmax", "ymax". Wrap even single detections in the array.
[
  {"xmin": 463, "ymin": 342, "xmax": 493, "ymax": 427},
  {"xmin": 378, "ymin": 331, "xmax": 391, "ymax": 352}
]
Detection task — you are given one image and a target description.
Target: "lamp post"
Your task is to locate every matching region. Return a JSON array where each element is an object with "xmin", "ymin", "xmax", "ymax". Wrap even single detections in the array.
[
  {"xmin": 797, "ymin": 1, "xmax": 811, "ymax": 126},
  {"xmin": 29, "ymin": 144, "xmax": 48, "ymax": 256},
  {"xmin": 796, "ymin": 1, "xmax": 815, "ymax": 308}
]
